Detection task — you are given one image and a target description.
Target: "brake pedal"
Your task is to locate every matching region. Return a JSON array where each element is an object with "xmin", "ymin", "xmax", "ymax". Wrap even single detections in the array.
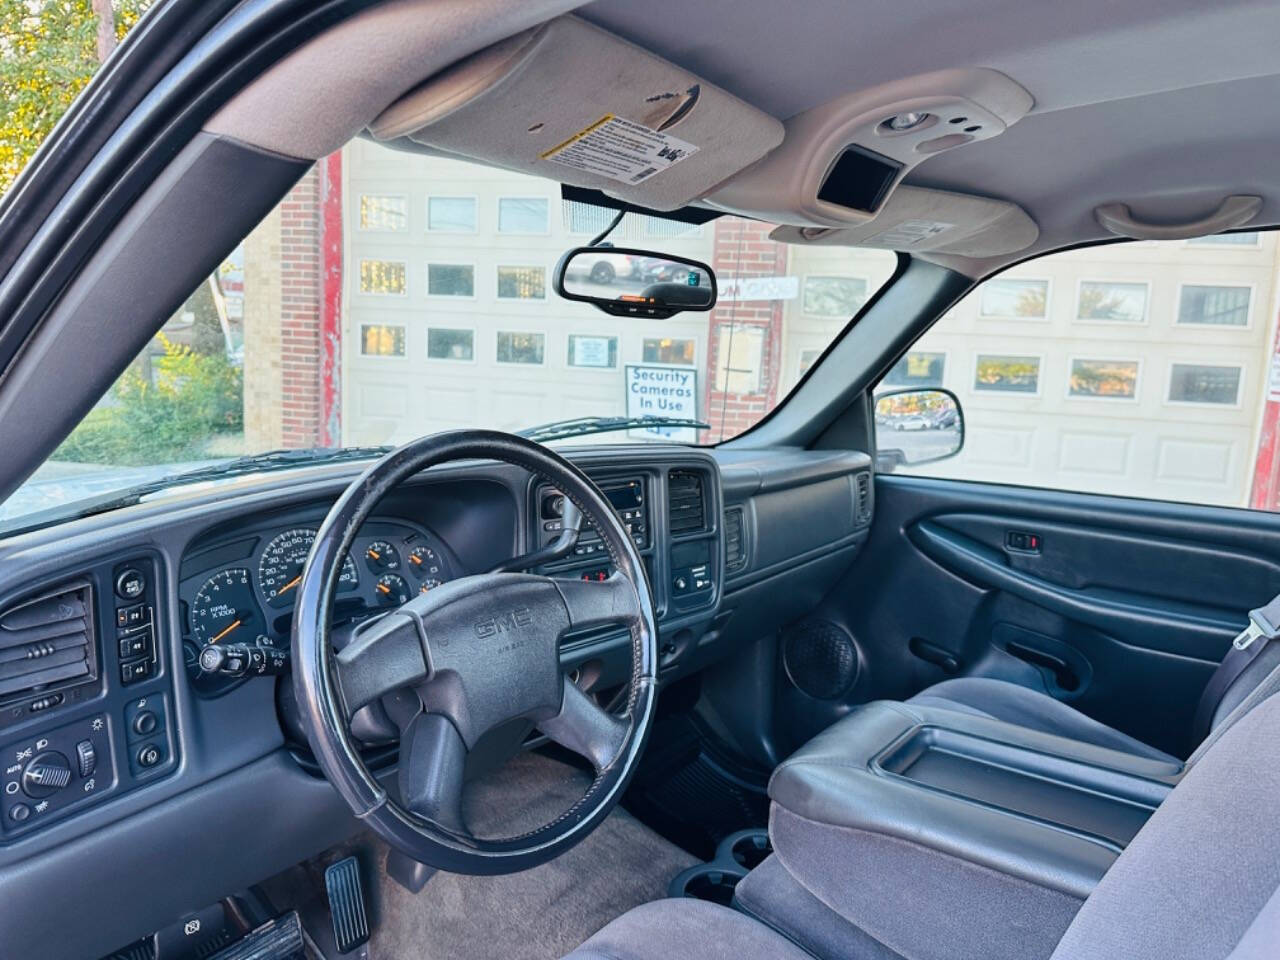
[{"xmin": 325, "ymin": 856, "xmax": 371, "ymax": 955}]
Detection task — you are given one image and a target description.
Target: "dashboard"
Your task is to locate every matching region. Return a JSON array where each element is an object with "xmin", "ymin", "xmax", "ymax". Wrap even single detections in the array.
[
  {"xmin": 0, "ymin": 443, "xmax": 873, "ymax": 960},
  {"xmin": 179, "ymin": 516, "xmax": 461, "ymax": 696}
]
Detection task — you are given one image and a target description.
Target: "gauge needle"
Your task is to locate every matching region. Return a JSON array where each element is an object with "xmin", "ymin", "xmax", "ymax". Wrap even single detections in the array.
[
  {"xmin": 367, "ymin": 549, "xmax": 381, "ymax": 561},
  {"xmin": 409, "ymin": 554, "xmax": 422, "ymax": 565},
  {"xmin": 277, "ymin": 575, "xmax": 302, "ymax": 596},
  {"xmin": 376, "ymin": 582, "xmax": 391, "ymax": 595},
  {"xmin": 209, "ymin": 619, "xmax": 242, "ymax": 644}
]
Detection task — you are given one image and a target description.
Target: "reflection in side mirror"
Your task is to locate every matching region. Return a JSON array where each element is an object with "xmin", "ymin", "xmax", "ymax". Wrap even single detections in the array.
[
  {"xmin": 873, "ymin": 388, "xmax": 964, "ymax": 472},
  {"xmin": 553, "ymin": 246, "xmax": 716, "ymax": 318}
]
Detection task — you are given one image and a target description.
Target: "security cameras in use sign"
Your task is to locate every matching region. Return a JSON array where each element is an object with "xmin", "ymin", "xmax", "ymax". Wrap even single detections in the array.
[{"xmin": 625, "ymin": 364, "xmax": 698, "ymax": 441}]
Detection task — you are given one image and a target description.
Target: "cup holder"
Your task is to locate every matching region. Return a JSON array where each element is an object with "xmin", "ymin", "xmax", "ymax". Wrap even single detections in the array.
[
  {"xmin": 723, "ymin": 829, "xmax": 772, "ymax": 870},
  {"xmin": 668, "ymin": 829, "xmax": 771, "ymax": 905},
  {"xmin": 668, "ymin": 864, "xmax": 747, "ymax": 906}
]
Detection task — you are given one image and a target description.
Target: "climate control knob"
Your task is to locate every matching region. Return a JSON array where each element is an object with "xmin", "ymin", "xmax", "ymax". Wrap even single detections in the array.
[{"xmin": 22, "ymin": 750, "xmax": 72, "ymax": 799}]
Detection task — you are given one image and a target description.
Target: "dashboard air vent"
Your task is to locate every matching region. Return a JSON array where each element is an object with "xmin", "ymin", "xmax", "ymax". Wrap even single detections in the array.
[
  {"xmin": 724, "ymin": 507, "xmax": 748, "ymax": 572},
  {"xmin": 0, "ymin": 585, "xmax": 93, "ymax": 701},
  {"xmin": 668, "ymin": 471, "xmax": 707, "ymax": 535},
  {"xmin": 855, "ymin": 472, "xmax": 873, "ymax": 526}
]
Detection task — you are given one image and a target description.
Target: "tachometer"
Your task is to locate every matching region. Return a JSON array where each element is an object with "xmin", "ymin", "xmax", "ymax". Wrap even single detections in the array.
[
  {"xmin": 259, "ymin": 528, "xmax": 358, "ymax": 608},
  {"xmin": 191, "ymin": 568, "xmax": 268, "ymax": 646}
]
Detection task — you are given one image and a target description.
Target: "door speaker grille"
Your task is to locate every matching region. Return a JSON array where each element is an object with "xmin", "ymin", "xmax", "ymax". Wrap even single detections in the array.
[{"xmin": 782, "ymin": 620, "xmax": 859, "ymax": 700}]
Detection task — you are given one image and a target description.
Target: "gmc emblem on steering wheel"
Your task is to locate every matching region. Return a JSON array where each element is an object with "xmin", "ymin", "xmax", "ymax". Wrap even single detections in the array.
[{"xmin": 473, "ymin": 606, "xmax": 534, "ymax": 639}]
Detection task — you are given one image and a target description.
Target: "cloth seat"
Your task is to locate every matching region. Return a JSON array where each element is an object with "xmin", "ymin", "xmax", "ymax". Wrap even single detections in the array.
[
  {"xmin": 906, "ymin": 676, "xmax": 1179, "ymax": 762},
  {"xmin": 565, "ymin": 898, "xmax": 812, "ymax": 960},
  {"xmin": 566, "ymin": 690, "xmax": 1280, "ymax": 960}
]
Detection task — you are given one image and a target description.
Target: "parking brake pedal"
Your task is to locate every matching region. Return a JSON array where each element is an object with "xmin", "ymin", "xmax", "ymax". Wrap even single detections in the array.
[
  {"xmin": 206, "ymin": 911, "xmax": 304, "ymax": 960},
  {"xmin": 325, "ymin": 856, "xmax": 372, "ymax": 955}
]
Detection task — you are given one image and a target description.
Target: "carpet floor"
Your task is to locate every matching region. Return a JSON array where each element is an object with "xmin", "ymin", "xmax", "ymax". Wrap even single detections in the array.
[{"xmin": 264, "ymin": 751, "xmax": 698, "ymax": 960}]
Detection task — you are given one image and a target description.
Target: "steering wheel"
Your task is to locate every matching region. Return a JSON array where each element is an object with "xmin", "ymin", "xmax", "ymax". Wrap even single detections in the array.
[{"xmin": 291, "ymin": 431, "xmax": 658, "ymax": 874}]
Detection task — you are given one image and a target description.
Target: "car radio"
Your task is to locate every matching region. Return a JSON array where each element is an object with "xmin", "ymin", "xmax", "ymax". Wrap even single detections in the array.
[{"xmin": 539, "ymin": 477, "xmax": 649, "ymax": 562}]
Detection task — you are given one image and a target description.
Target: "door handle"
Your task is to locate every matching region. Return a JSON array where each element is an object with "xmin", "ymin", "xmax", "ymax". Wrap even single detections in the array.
[{"xmin": 1005, "ymin": 639, "xmax": 1080, "ymax": 692}]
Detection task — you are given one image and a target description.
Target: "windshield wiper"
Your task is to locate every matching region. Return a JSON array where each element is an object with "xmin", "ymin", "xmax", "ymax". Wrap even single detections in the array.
[
  {"xmin": 518, "ymin": 415, "xmax": 710, "ymax": 443},
  {"xmin": 0, "ymin": 446, "xmax": 393, "ymax": 535}
]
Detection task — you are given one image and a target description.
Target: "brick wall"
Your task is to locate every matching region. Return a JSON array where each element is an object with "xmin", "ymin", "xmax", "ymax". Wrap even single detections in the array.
[
  {"xmin": 703, "ymin": 218, "xmax": 787, "ymax": 442},
  {"xmin": 243, "ymin": 166, "xmax": 328, "ymax": 449}
]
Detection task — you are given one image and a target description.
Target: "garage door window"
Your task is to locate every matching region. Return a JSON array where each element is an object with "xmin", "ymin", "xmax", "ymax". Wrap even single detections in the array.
[
  {"xmin": 427, "ymin": 328, "xmax": 474, "ymax": 361},
  {"xmin": 496, "ymin": 332, "xmax": 545, "ymax": 365},
  {"xmin": 361, "ymin": 324, "xmax": 405, "ymax": 357},
  {"xmin": 497, "ymin": 266, "xmax": 546, "ymax": 300},
  {"xmin": 979, "ymin": 278, "xmax": 1048, "ymax": 319},
  {"xmin": 427, "ymin": 264, "xmax": 475, "ymax": 298},
  {"xmin": 1068, "ymin": 358, "xmax": 1140, "ymax": 399},
  {"xmin": 427, "ymin": 196, "xmax": 477, "ymax": 233},
  {"xmin": 884, "ymin": 352, "xmax": 946, "ymax": 388},
  {"xmin": 1168, "ymin": 363, "xmax": 1242, "ymax": 405},
  {"xmin": 974, "ymin": 355, "xmax": 1041, "ymax": 394},
  {"xmin": 1178, "ymin": 285, "xmax": 1252, "ymax": 326},
  {"xmin": 358, "ymin": 259, "xmax": 406, "ymax": 296},
  {"xmin": 567, "ymin": 335, "xmax": 617, "ymax": 369},
  {"xmin": 875, "ymin": 232, "xmax": 1280, "ymax": 510}
]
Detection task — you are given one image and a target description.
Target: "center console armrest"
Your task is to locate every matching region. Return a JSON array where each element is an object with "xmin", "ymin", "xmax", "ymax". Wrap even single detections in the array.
[{"xmin": 763, "ymin": 700, "xmax": 1180, "ymax": 960}]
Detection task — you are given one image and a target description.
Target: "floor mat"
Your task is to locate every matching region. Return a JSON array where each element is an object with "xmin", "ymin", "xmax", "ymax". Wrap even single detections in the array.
[{"xmin": 268, "ymin": 751, "xmax": 698, "ymax": 960}]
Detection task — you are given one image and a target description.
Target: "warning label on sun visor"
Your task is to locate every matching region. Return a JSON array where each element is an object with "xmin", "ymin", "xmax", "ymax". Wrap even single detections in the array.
[{"xmin": 542, "ymin": 115, "xmax": 699, "ymax": 185}]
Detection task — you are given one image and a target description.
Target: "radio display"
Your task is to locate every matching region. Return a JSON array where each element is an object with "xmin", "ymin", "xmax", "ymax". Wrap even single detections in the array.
[{"xmin": 602, "ymin": 479, "xmax": 643, "ymax": 512}]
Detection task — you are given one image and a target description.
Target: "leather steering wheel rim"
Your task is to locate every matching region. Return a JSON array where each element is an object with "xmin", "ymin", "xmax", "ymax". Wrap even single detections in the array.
[{"xmin": 291, "ymin": 430, "xmax": 659, "ymax": 874}]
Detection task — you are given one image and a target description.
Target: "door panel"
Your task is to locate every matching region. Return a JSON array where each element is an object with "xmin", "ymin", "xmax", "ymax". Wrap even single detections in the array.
[{"xmin": 791, "ymin": 475, "xmax": 1280, "ymax": 758}]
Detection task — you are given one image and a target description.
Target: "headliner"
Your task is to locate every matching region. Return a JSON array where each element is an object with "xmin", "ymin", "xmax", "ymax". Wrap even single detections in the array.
[{"xmin": 583, "ymin": 0, "xmax": 1280, "ymax": 256}]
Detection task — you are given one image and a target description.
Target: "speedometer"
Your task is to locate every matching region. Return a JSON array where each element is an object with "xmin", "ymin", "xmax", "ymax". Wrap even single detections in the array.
[{"xmin": 259, "ymin": 528, "xmax": 358, "ymax": 608}]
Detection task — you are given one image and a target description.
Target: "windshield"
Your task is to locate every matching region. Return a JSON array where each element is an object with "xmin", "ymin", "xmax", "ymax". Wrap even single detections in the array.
[{"xmin": 5, "ymin": 138, "xmax": 894, "ymax": 525}]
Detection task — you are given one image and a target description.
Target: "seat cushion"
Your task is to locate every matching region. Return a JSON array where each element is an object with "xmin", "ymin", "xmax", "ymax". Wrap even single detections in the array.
[
  {"xmin": 909, "ymin": 677, "xmax": 1177, "ymax": 763},
  {"xmin": 563, "ymin": 899, "xmax": 812, "ymax": 960}
]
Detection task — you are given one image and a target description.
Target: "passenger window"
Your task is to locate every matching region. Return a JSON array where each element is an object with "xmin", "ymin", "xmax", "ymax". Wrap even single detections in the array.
[{"xmin": 878, "ymin": 233, "xmax": 1280, "ymax": 509}]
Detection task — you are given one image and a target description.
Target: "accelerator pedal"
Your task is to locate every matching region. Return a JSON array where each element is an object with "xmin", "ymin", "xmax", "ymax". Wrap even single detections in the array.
[{"xmin": 325, "ymin": 856, "xmax": 372, "ymax": 955}]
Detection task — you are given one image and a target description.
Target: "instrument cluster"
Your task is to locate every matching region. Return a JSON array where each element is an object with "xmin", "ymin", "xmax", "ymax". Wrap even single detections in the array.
[{"xmin": 180, "ymin": 519, "xmax": 457, "ymax": 695}]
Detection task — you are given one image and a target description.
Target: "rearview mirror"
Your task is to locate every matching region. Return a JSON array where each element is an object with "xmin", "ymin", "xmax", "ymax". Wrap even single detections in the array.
[
  {"xmin": 554, "ymin": 246, "xmax": 717, "ymax": 318},
  {"xmin": 873, "ymin": 388, "xmax": 964, "ymax": 472}
]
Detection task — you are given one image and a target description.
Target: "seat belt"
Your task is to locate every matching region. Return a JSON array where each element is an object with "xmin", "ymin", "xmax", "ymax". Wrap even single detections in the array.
[{"xmin": 1192, "ymin": 593, "xmax": 1280, "ymax": 743}]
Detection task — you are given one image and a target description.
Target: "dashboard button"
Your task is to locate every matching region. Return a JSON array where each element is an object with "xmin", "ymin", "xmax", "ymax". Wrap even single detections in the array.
[
  {"xmin": 119, "ymin": 629, "xmax": 151, "ymax": 660},
  {"xmin": 121, "ymin": 658, "xmax": 151, "ymax": 685},
  {"xmin": 136, "ymin": 743, "xmax": 163, "ymax": 769},
  {"xmin": 133, "ymin": 711, "xmax": 158, "ymax": 737},
  {"xmin": 9, "ymin": 803, "xmax": 30, "ymax": 823},
  {"xmin": 115, "ymin": 569, "xmax": 146, "ymax": 600},
  {"xmin": 75, "ymin": 740, "xmax": 97, "ymax": 778}
]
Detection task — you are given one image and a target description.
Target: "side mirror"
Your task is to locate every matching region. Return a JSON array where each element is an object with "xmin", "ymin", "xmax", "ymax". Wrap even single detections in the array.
[
  {"xmin": 553, "ymin": 246, "xmax": 716, "ymax": 318},
  {"xmin": 873, "ymin": 388, "xmax": 964, "ymax": 473}
]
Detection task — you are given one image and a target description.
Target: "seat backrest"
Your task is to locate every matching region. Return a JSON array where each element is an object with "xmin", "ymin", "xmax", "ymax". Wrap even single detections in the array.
[
  {"xmin": 1050, "ymin": 691, "xmax": 1280, "ymax": 960},
  {"xmin": 1195, "ymin": 638, "xmax": 1280, "ymax": 743}
]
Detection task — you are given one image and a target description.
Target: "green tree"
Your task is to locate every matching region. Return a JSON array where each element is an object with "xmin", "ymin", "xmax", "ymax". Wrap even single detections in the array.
[{"xmin": 0, "ymin": 0, "xmax": 150, "ymax": 194}]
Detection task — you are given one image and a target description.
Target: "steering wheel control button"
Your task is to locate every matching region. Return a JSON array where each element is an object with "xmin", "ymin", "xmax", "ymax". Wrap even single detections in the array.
[
  {"xmin": 115, "ymin": 568, "xmax": 146, "ymax": 601},
  {"xmin": 22, "ymin": 751, "xmax": 73, "ymax": 798}
]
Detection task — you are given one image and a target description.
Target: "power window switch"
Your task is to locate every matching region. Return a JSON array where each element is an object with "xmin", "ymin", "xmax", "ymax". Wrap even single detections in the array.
[
  {"xmin": 76, "ymin": 740, "xmax": 96, "ymax": 778},
  {"xmin": 1006, "ymin": 530, "xmax": 1042, "ymax": 554}
]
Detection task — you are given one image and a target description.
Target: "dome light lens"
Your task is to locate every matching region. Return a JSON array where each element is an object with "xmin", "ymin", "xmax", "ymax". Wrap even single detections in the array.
[{"xmin": 884, "ymin": 112, "xmax": 931, "ymax": 131}]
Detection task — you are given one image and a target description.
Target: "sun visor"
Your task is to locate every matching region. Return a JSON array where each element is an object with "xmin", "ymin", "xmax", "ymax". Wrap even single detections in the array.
[
  {"xmin": 769, "ymin": 185, "xmax": 1039, "ymax": 257},
  {"xmin": 368, "ymin": 15, "xmax": 784, "ymax": 211}
]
